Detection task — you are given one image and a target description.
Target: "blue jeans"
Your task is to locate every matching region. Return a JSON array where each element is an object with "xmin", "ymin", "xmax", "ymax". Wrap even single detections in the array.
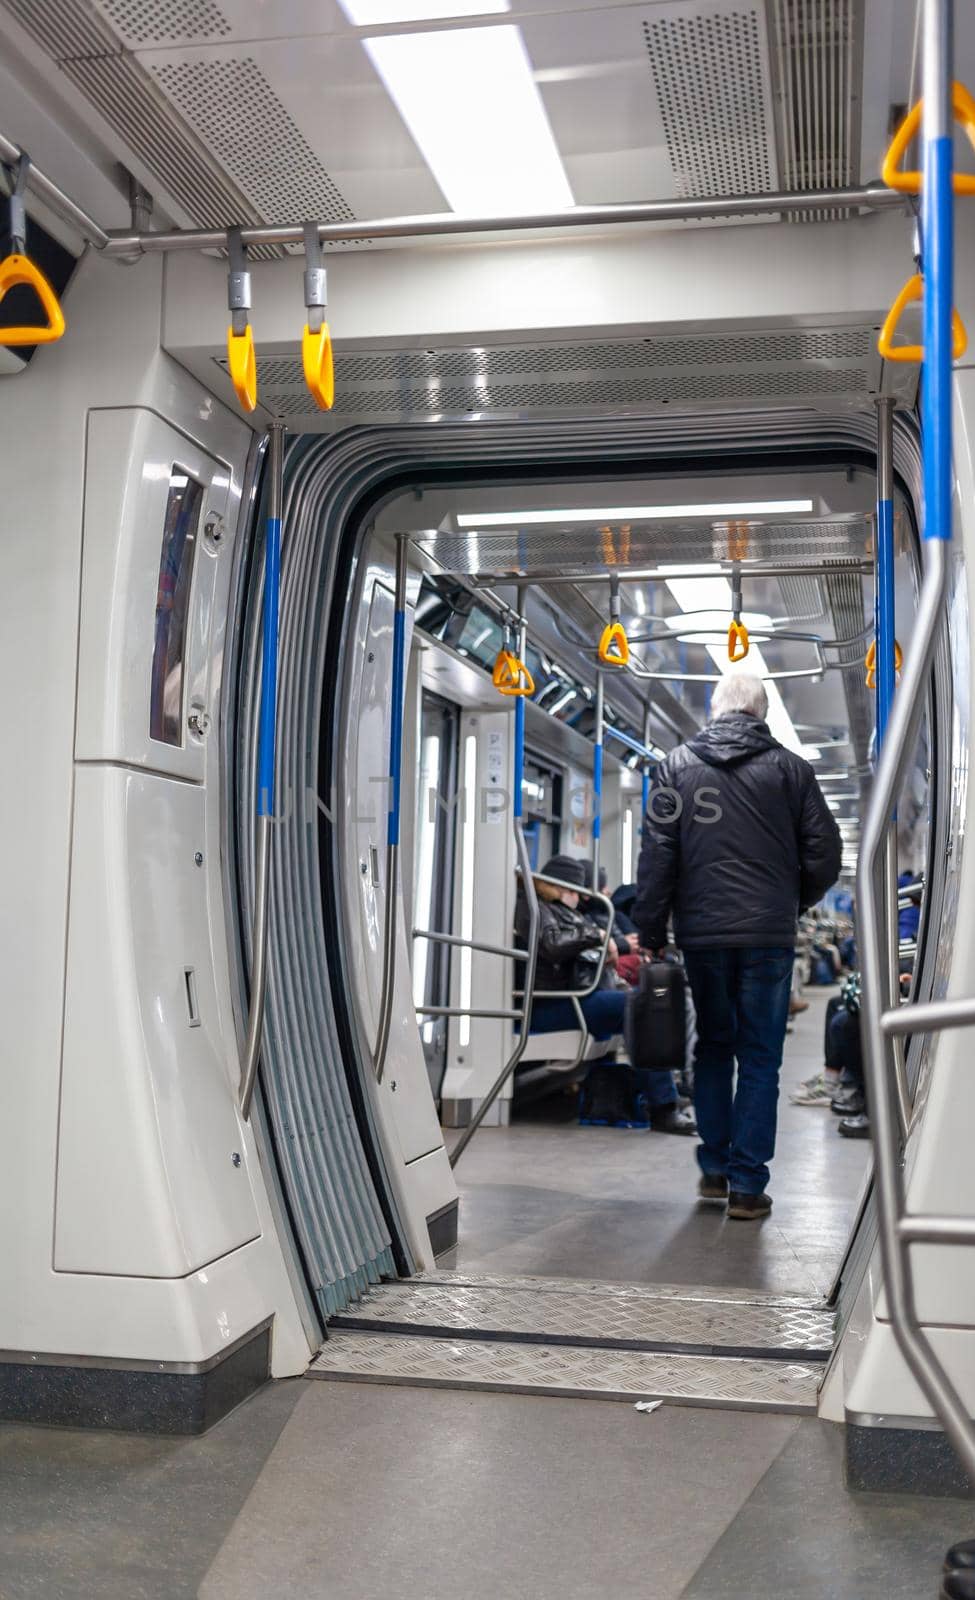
[
  {"xmin": 529, "ymin": 990, "xmax": 677, "ymax": 1109},
  {"xmin": 682, "ymin": 947, "xmax": 795, "ymax": 1194}
]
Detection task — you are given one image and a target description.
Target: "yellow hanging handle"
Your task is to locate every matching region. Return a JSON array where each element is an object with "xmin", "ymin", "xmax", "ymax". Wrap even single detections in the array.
[
  {"xmin": 492, "ymin": 649, "xmax": 534, "ymax": 697},
  {"xmin": 598, "ymin": 620, "xmax": 630, "ymax": 666},
  {"xmin": 227, "ymin": 322, "xmax": 257, "ymax": 413},
  {"xmin": 865, "ymin": 638, "xmax": 904, "ymax": 690},
  {"xmin": 878, "ymin": 272, "xmax": 968, "ymax": 364},
  {"xmin": 728, "ymin": 619, "xmax": 750, "ymax": 663},
  {"xmin": 0, "ymin": 252, "xmax": 65, "ymax": 346},
  {"xmin": 302, "ymin": 322, "xmax": 334, "ymax": 410},
  {"xmin": 882, "ymin": 80, "xmax": 975, "ymax": 195}
]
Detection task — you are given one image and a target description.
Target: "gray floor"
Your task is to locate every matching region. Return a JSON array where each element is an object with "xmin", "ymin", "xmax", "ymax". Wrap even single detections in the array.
[
  {"xmin": 442, "ymin": 987, "xmax": 871, "ymax": 1298},
  {"xmin": 2, "ymin": 991, "xmax": 965, "ymax": 1599},
  {"xmin": 4, "ymin": 1380, "xmax": 966, "ymax": 1600}
]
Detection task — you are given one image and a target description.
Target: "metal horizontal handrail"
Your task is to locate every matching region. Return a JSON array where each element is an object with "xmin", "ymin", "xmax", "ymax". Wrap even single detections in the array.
[
  {"xmin": 417, "ymin": 1005, "xmax": 523, "ymax": 1019},
  {"xmin": 899, "ymin": 1217, "xmax": 975, "ymax": 1245},
  {"xmin": 881, "ymin": 995, "xmax": 975, "ymax": 1036},
  {"xmin": 413, "ymin": 927, "xmax": 529, "ymax": 961},
  {"xmin": 97, "ymin": 183, "xmax": 906, "ymax": 258}
]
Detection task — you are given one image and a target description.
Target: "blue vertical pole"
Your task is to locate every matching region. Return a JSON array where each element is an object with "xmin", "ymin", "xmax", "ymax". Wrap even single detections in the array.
[
  {"xmin": 257, "ymin": 426, "xmax": 283, "ymax": 816},
  {"xmin": 374, "ymin": 535, "xmax": 410, "ymax": 1082},
  {"xmin": 921, "ymin": 4, "xmax": 955, "ymax": 548},
  {"xmin": 240, "ymin": 422, "xmax": 285, "ymax": 1119},
  {"xmin": 592, "ymin": 673, "xmax": 603, "ymax": 881},
  {"xmin": 875, "ymin": 396, "xmax": 897, "ymax": 751},
  {"xmin": 641, "ymin": 703, "xmax": 652, "ymax": 840},
  {"xmin": 514, "ymin": 598, "xmax": 528, "ymax": 821}
]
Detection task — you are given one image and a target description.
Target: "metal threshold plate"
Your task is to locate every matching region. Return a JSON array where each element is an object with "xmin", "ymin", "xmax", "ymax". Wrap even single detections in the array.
[
  {"xmin": 411, "ymin": 1270, "xmax": 823, "ymax": 1309},
  {"xmin": 332, "ymin": 1280, "xmax": 833, "ymax": 1360},
  {"xmin": 309, "ymin": 1332, "xmax": 823, "ymax": 1413}
]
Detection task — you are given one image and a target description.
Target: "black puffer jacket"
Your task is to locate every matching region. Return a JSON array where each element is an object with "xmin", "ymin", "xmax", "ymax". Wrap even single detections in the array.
[
  {"xmin": 514, "ymin": 888, "xmax": 604, "ymax": 992},
  {"xmin": 633, "ymin": 712, "xmax": 842, "ymax": 950}
]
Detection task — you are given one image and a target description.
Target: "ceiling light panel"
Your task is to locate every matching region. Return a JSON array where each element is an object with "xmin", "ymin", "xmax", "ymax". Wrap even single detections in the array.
[
  {"xmin": 457, "ymin": 500, "xmax": 813, "ymax": 527},
  {"xmin": 364, "ymin": 25, "xmax": 573, "ymax": 212}
]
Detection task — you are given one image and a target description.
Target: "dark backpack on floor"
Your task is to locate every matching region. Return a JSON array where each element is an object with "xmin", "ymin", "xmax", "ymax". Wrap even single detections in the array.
[
  {"xmin": 578, "ymin": 1063, "xmax": 651, "ymax": 1129},
  {"xmin": 625, "ymin": 960, "xmax": 687, "ymax": 1073}
]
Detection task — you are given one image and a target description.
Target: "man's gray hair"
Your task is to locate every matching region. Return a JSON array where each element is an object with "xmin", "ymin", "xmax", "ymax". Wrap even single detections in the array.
[{"xmin": 711, "ymin": 673, "xmax": 769, "ymax": 720}]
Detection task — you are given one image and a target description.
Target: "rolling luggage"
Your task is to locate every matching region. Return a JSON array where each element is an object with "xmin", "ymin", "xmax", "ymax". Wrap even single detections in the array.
[{"xmin": 625, "ymin": 959, "xmax": 687, "ymax": 1073}]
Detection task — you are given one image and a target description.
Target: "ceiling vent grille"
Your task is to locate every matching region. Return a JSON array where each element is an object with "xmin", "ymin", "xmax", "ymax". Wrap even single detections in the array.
[
  {"xmin": 643, "ymin": 3, "xmax": 777, "ymax": 197},
  {"xmin": 214, "ymin": 323, "xmax": 882, "ymax": 423},
  {"xmin": 1, "ymin": 0, "xmax": 118, "ymax": 59},
  {"xmin": 769, "ymin": 0, "xmax": 865, "ymax": 220},
  {"xmin": 92, "ymin": 0, "xmax": 232, "ymax": 47},
  {"xmin": 149, "ymin": 56, "xmax": 356, "ymax": 225}
]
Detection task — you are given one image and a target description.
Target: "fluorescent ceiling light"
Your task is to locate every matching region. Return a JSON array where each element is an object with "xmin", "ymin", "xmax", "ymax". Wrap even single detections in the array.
[
  {"xmin": 365, "ymin": 26, "xmax": 572, "ymax": 213},
  {"xmin": 800, "ymin": 745, "xmax": 822, "ymax": 760},
  {"xmin": 342, "ymin": 0, "xmax": 508, "ymax": 21},
  {"xmin": 456, "ymin": 499, "xmax": 813, "ymax": 527}
]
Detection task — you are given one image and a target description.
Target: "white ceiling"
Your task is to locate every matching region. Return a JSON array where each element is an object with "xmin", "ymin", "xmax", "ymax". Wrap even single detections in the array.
[{"xmin": 3, "ymin": 0, "xmax": 956, "ymax": 235}]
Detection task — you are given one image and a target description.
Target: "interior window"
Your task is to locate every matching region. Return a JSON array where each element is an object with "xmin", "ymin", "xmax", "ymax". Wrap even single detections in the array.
[{"xmin": 150, "ymin": 467, "xmax": 204, "ymax": 745}]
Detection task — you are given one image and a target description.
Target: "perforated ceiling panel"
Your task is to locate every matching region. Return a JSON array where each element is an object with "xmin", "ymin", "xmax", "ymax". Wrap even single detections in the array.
[
  {"xmin": 93, "ymin": 0, "xmax": 232, "ymax": 46},
  {"xmin": 217, "ymin": 325, "xmax": 891, "ymax": 426},
  {"xmin": 148, "ymin": 55, "xmax": 356, "ymax": 224},
  {"xmin": 643, "ymin": 1, "xmax": 778, "ymax": 197}
]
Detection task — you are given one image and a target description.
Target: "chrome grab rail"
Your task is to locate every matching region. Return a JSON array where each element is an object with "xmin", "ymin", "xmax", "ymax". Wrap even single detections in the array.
[
  {"xmin": 445, "ymin": 868, "xmax": 617, "ymax": 1169},
  {"xmin": 857, "ymin": 0, "xmax": 975, "ymax": 1495},
  {"xmin": 447, "ymin": 819, "xmax": 539, "ymax": 1168}
]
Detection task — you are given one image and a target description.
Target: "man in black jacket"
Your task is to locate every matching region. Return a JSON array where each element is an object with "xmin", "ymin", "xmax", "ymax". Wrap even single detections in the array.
[{"xmin": 633, "ymin": 674, "xmax": 842, "ymax": 1218}]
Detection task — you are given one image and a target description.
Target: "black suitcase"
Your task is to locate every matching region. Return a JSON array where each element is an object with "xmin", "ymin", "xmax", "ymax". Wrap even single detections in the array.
[{"xmin": 625, "ymin": 959, "xmax": 687, "ymax": 1072}]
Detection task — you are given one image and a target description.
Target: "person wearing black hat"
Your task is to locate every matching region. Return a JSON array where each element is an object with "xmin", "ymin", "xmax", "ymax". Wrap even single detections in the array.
[{"xmin": 514, "ymin": 854, "xmax": 695, "ymax": 1134}]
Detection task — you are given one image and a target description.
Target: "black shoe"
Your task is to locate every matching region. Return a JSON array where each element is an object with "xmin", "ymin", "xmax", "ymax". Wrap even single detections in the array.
[
  {"xmin": 728, "ymin": 1191, "xmax": 773, "ymax": 1221},
  {"xmin": 945, "ymin": 1541, "xmax": 975, "ymax": 1574},
  {"xmin": 942, "ymin": 1572, "xmax": 975, "ymax": 1600},
  {"xmin": 652, "ymin": 1105, "xmax": 697, "ymax": 1136},
  {"xmin": 838, "ymin": 1113, "xmax": 871, "ymax": 1139},
  {"xmin": 831, "ymin": 1087, "xmax": 865, "ymax": 1116},
  {"xmin": 698, "ymin": 1174, "xmax": 729, "ymax": 1203}
]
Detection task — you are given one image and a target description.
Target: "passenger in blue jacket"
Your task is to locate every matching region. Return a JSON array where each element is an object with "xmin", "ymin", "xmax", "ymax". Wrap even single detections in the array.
[{"xmin": 633, "ymin": 673, "xmax": 842, "ymax": 1219}]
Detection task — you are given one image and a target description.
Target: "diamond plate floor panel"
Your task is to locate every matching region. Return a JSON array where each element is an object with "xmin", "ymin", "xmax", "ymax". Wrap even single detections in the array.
[
  {"xmin": 309, "ymin": 1332, "xmax": 823, "ymax": 1412},
  {"xmin": 331, "ymin": 1280, "xmax": 834, "ymax": 1359},
  {"xmin": 412, "ymin": 1270, "xmax": 824, "ymax": 1309}
]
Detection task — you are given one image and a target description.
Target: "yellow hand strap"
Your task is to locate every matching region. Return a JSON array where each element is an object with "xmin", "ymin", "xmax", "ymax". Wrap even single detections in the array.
[
  {"xmin": 878, "ymin": 272, "xmax": 967, "ymax": 365},
  {"xmin": 302, "ymin": 321, "xmax": 334, "ymax": 411},
  {"xmin": 227, "ymin": 323, "xmax": 257, "ymax": 412},
  {"xmin": 882, "ymin": 80, "xmax": 975, "ymax": 195},
  {"xmin": 865, "ymin": 638, "xmax": 903, "ymax": 689},
  {"xmin": 0, "ymin": 253, "xmax": 65, "ymax": 345},
  {"xmin": 492, "ymin": 649, "xmax": 534, "ymax": 697},
  {"xmin": 598, "ymin": 621, "xmax": 630, "ymax": 666},
  {"xmin": 728, "ymin": 620, "xmax": 750, "ymax": 663}
]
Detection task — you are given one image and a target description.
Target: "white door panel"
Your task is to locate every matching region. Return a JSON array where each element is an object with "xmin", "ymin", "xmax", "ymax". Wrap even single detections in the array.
[{"xmin": 56, "ymin": 766, "xmax": 261, "ymax": 1277}]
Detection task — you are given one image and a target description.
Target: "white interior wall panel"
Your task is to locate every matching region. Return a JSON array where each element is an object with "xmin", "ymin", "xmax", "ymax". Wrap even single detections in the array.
[
  {"xmin": 0, "ymin": 247, "xmax": 311, "ymax": 1373},
  {"xmin": 56, "ymin": 767, "xmax": 262, "ymax": 1276}
]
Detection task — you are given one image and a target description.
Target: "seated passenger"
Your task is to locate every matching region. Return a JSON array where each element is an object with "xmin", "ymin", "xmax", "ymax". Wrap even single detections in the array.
[{"xmin": 515, "ymin": 854, "xmax": 694, "ymax": 1134}]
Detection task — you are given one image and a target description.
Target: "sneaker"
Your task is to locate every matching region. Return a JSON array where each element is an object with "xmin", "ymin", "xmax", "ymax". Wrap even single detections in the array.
[
  {"xmin": 698, "ymin": 1173, "xmax": 729, "ymax": 1203},
  {"xmin": 831, "ymin": 1086, "xmax": 865, "ymax": 1117},
  {"xmin": 727, "ymin": 1191, "xmax": 773, "ymax": 1221},
  {"xmin": 838, "ymin": 1113, "xmax": 871, "ymax": 1139},
  {"xmin": 790, "ymin": 1072, "xmax": 837, "ymax": 1107},
  {"xmin": 651, "ymin": 1105, "xmax": 698, "ymax": 1136}
]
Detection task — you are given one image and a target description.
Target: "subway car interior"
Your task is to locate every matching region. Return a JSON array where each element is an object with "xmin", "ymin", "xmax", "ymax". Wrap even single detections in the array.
[{"xmin": 3, "ymin": 0, "xmax": 975, "ymax": 1595}]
